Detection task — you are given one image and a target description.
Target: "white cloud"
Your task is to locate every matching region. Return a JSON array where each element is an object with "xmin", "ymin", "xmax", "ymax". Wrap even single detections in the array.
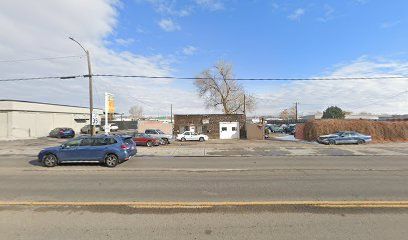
[
  {"xmin": 114, "ymin": 38, "xmax": 135, "ymax": 46},
  {"xmin": 0, "ymin": 0, "xmax": 205, "ymax": 115},
  {"xmin": 288, "ymin": 8, "xmax": 305, "ymax": 21},
  {"xmin": 318, "ymin": 4, "xmax": 335, "ymax": 22},
  {"xmin": 195, "ymin": 0, "xmax": 224, "ymax": 11},
  {"xmin": 253, "ymin": 57, "xmax": 408, "ymax": 116},
  {"xmin": 353, "ymin": 0, "xmax": 369, "ymax": 5},
  {"xmin": 158, "ymin": 19, "xmax": 181, "ymax": 32},
  {"xmin": 380, "ymin": 20, "xmax": 401, "ymax": 29},
  {"xmin": 182, "ymin": 46, "xmax": 197, "ymax": 55},
  {"xmin": 146, "ymin": 0, "xmax": 192, "ymax": 17}
]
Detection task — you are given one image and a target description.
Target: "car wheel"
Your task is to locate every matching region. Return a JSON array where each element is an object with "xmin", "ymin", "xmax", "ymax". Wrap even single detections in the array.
[
  {"xmin": 181, "ymin": 137, "xmax": 186, "ymax": 142},
  {"xmin": 199, "ymin": 137, "xmax": 204, "ymax": 142},
  {"xmin": 42, "ymin": 154, "xmax": 57, "ymax": 167},
  {"xmin": 357, "ymin": 139, "xmax": 365, "ymax": 145},
  {"xmin": 164, "ymin": 138, "xmax": 170, "ymax": 144},
  {"xmin": 105, "ymin": 154, "xmax": 118, "ymax": 168},
  {"xmin": 147, "ymin": 141, "xmax": 153, "ymax": 147},
  {"xmin": 328, "ymin": 140, "xmax": 336, "ymax": 145}
]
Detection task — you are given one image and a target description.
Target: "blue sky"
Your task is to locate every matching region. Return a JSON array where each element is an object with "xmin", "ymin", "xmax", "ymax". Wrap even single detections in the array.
[
  {"xmin": 1, "ymin": 0, "xmax": 407, "ymax": 115},
  {"xmin": 109, "ymin": 0, "xmax": 408, "ymax": 79}
]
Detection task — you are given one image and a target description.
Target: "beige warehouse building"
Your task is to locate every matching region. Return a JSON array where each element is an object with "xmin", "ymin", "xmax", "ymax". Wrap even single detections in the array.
[{"xmin": 0, "ymin": 100, "xmax": 103, "ymax": 140}]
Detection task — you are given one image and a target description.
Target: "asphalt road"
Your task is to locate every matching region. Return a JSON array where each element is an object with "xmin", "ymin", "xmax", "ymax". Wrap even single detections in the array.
[
  {"xmin": 1, "ymin": 154, "xmax": 407, "ymax": 239},
  {"xmin": 1, "ymin": 155, "xmax": 408, "ymax": 201}
]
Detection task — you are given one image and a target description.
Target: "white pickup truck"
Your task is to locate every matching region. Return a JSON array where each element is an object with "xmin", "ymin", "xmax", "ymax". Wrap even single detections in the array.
[{"xmin": 144, "ymin": 129, "xmax": 173, "ymax": 144}]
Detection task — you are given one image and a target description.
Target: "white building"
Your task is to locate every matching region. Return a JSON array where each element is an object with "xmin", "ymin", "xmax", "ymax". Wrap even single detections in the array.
[{"xmin": 0, "ymin": 100, "xmax": 103, "ymax": 140}]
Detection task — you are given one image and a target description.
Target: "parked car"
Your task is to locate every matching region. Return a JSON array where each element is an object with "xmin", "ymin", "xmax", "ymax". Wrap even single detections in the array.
[
  {"xmin": 317, "ymin": 131, "xmax": 372, "ymax": 145},
  {"xmin": 49, "ymin": 128, "xmax": 75, "ymax": 138},
  {"xmin": 266, "ymin": 124, "xmax": 285, "ymax": 133},
  {"xmin": 285, "ymin": 124, "xmax": 296, "ymax": 135},
  {"xmin": 144, "ymin": 129, "xmax": 173, "ymax": 144},
  {"xmin": 38, "ymin": 135, "xmax": 136, "ymax": 167},
  {"xmin": 101, "ymin": 123, "xmax": 119, "ymax": 132},
  {"xmin": 80, "ymin": 125, "xmax": 101, "ymax": 134},
  {"xmin": 176, "ymin": 131, "xmax": 209, "ymax": 142},
  {"xmin": 132, "ymin": 133, "xmax": 160, "ymax": 147}
]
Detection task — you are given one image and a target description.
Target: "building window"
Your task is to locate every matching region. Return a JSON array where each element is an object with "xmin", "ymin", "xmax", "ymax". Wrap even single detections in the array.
[
  {"xmin": 221, "ymin": 127, "xmax": 227, "ymax": 131},
  {"xmin": 232, "ymin": 127, "xmax": 236, "ymax": 131}
]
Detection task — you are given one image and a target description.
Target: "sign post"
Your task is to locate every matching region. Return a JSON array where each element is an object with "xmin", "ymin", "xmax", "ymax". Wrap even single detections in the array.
[{"xmin": 104, "ymin": 92, "xmax": 115, "ymax": 134}]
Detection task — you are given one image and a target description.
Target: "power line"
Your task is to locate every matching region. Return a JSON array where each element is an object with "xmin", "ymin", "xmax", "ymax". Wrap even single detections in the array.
[
  {"xmin": 0, "ymin": 55, "xmax": 84, "ymax": 63},
  {"xmin": 93, "ymin": 74, "xmax": 408, "ymax": 81},
  {"xmin": 0, "ymin": 75, "xmax": 83, "ymax": 82},
  {"xmin": 1, "ymin": 74, "xmax": 408, "ymax": 82}
]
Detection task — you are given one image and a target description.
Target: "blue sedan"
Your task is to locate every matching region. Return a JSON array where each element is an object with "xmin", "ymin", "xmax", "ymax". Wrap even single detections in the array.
[
  {"xmin": 318, "ymin": 131, "xmax": 372, "ymax": 145},
  {"xmin": 49, "ymin": 128, "xmax": 75, "ymax": 138},
  {"xmin": 38, "ymin": 135, "xmax": 137, "ymax": 167}
]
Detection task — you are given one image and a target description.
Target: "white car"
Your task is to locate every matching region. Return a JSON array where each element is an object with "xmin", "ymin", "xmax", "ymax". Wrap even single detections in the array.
[
  {"xmin": 102, "ymin": 123, "xmax": 119, "ymax": 132},
  {"xmin": 177, "ymin": 131, "xmax": 209, "ymax": 142}
]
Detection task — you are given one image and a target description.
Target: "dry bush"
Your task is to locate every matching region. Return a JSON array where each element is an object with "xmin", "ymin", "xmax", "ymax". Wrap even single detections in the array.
[{"xmin": 303, "ymin": 119, "xmax": 408, "ymax": 142}]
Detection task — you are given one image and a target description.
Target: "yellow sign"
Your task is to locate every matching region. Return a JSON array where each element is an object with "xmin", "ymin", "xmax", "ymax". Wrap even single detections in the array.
[{"xmin": 105, "ymin": 93, "xmax": 115, "ymax": 114}]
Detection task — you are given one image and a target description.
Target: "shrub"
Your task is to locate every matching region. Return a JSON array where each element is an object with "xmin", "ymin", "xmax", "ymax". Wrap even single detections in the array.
[{"xmin": 302, "ymin": 119, "xmax": 408, "ymax": 142}]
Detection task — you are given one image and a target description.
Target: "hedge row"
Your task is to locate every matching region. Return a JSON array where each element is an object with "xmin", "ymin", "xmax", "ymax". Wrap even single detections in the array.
[{"xmin": 302, "ymin": 119, "xmax": 408, "ymax": 142}]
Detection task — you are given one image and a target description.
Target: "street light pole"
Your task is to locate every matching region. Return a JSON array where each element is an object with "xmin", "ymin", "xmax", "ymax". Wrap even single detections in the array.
[{"xmin": 69, "ymin": 37, "xmax": 95, "ymax": 136}]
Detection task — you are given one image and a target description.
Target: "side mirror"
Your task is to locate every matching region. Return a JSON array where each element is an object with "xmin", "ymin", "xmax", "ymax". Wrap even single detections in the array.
[{"xmin": 60, "ymin": 144, "xmax": 66, "ymax": 149}]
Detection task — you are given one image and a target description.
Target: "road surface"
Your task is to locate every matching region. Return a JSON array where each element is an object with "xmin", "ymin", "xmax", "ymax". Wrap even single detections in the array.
[{"xmin": 0, "ymin": 154, "xmax": 407, "ymax": 239}]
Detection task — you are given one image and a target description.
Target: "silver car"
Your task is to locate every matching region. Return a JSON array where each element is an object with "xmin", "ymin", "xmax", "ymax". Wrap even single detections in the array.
[{"xmin": 318, "ymin": 131, "xmax": 372, "ymax": 145}]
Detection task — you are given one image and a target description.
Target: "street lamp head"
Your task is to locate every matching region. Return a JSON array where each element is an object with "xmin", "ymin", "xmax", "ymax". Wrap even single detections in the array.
[{"xmin": 68, "ymin": 36, "xmax": 87, "ymax": 53}]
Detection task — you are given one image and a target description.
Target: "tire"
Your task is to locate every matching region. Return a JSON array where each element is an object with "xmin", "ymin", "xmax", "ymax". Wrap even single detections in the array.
[
  {"xmin": 181, "ymin": 137, "xmax": 186, "ymax": 142},
  {"xmin": 146, "ymin": 141, "xmax": 153, "ymax": 147},
  {"xmin": 199, "ymin": 137, "xmax": 204, "ymax": 142},
  {"xmin": 42, "ymin": 154, "xmax": 57, "ymax": 167},
  {"xmin": 357, "ymin": 139, "xmax": 365, "ymax": 145},
  {"xmin": 105, "ymin": 154, "xmax": 118, "ymax": 168},
  {"xmin": 328, "ymin": 140, "xmax": 336, "ymax": 145}
]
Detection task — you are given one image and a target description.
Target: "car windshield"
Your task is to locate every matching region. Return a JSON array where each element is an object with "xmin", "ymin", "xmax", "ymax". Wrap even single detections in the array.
[{"xmin": 156, "ymin": 130, "xmax": 164, "ymax": 134}]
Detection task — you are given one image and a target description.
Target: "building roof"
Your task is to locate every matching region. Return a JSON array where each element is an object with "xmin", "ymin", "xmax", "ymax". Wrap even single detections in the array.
[
  {"xmin": 0, "ymin": 99, "xmax": 102, "ymax": 110},
  {"xmin": 0, "ymin": 99, "xmax": 103, "ymax": 114}
]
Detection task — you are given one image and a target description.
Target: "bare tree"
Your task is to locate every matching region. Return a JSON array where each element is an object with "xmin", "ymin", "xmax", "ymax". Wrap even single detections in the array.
[
  {"xmin": 129, "ymin": 105, "xmax": 144, "ymax": 120},
  {"xmin": 279, "ymin": 107, "xmax": 296, "ymax": 120},
  {"xmin": 194, "ymin": 61, "xmax": 255, "ymax": 114}
]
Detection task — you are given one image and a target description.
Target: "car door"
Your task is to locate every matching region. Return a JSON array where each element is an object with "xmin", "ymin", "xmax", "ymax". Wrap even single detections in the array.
[
  {"xmin": 89, "ymin": 138, "xmax": 111, "ymax": 161},
  {"xmin": 183, "ymin": 132, "xmax": 191, "ymax": 140},
  {"xmin": 339, "ymin": 133, "xmax": 352, "ymax": 144},
  {"xmin": 76, "ymin": 138, "xmax": 95, "ymax": 161},
  {"xmin": 191, "ymin": 132, "xmax": 199, "ymax": 141},
  {"xmin": 349, "ymin": 133, "xmax": 360, "ymax": 144},
  {"xmin": 59, "ymin": 138, "xmax": 82, "ymax": 161}
]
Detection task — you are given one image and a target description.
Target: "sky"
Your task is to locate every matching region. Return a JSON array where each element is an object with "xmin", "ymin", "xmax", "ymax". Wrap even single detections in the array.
[{"xmin": 0, "ymin": 0, "xmax": 408, "ymax": 116}]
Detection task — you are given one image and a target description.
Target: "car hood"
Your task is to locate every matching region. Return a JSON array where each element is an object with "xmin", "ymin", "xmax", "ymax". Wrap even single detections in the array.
[{"xmin": 41, "ymin": 146, "xmax": 61, "ymax": 152}]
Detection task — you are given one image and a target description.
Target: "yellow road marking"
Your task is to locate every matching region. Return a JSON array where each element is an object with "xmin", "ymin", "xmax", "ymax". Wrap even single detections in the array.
[{"xmin": 0, "ymin": 201, "xmax": 408, "ymax": 208}]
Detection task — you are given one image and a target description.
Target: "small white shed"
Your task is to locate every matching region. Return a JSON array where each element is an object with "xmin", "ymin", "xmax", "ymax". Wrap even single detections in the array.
[{"xmin": 219, "ymin": 122, "xmax": 240, "ymax": 139}]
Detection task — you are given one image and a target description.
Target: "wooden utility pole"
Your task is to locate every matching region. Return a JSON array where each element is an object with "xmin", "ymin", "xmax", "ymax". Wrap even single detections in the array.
[
  {"xmin": 295, "ymin": 102, "xmax": 298, "ymax": 122},
  {"xmin": 170, "ymin": 104, "xmax": 173, "ymax": 123}
]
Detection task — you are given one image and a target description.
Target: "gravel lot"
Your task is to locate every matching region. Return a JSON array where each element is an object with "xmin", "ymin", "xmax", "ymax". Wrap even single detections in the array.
[{"xmin": 1, "ymin": 135, "xmax": 408, "ymax": 157}]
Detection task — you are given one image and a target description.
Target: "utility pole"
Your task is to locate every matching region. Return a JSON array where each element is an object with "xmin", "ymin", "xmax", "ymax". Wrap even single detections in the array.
[
  {"xmin": 170, "ymin": 104, "xmax": 173, "ymax": 123},
  {"xmin": 295, "ymin": 102, "xmax": 298, "ymax": 122},
  {"xmin": 69, "ymin": 37, "xmax": 95, "ymax": 136},
  {"xmin": 243, "ymin": 94, "xmax": 246, "ymax": 116},
  {"xmin": 243, "ymin": 94, "xmax": 247, "ymax": 139}
]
